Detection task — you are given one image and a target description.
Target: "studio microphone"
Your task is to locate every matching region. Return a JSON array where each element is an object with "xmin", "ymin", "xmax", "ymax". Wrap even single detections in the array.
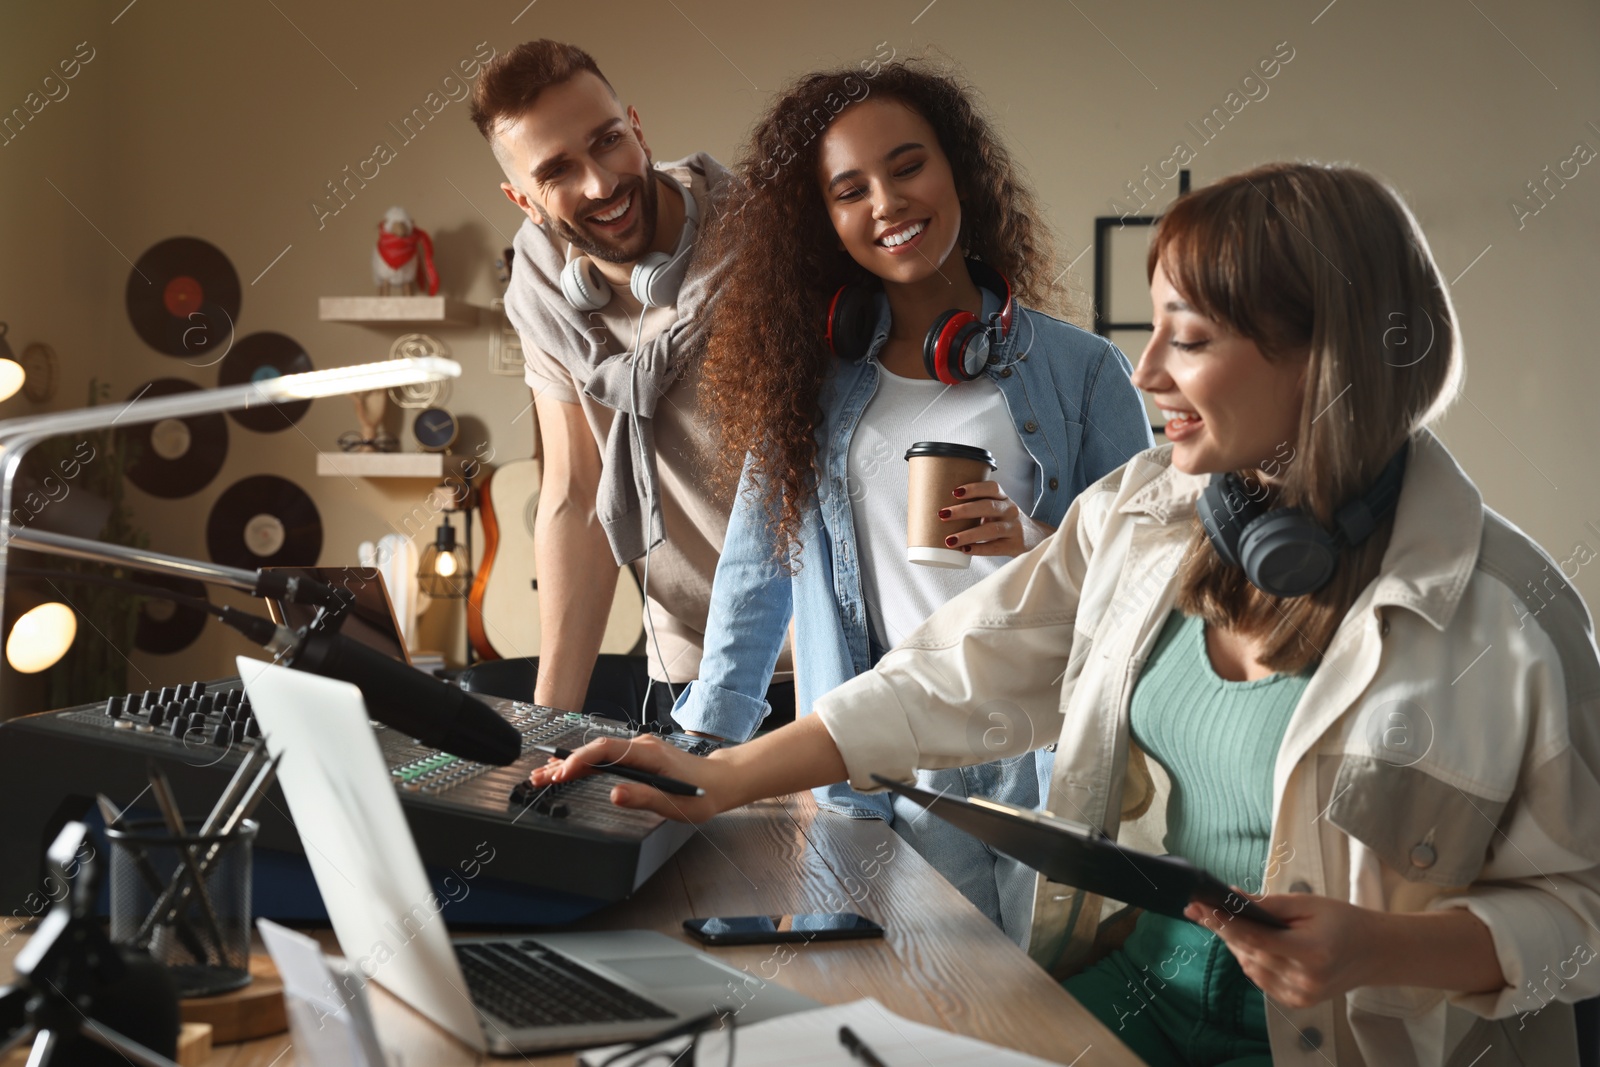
[{"xmin": 219, "ymin": 609, "xmax": 521, "ymax": 766}]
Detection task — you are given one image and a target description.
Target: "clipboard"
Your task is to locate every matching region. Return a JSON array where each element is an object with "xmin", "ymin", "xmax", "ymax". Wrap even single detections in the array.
[{"xmin": 870, "ymin": 774, "xmax": 1289, "ymax": 929}]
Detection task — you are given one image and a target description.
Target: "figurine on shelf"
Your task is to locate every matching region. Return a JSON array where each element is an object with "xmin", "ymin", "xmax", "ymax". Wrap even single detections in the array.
[
  {"xmin": 338, "ymin": 389, "xmax": 398, "ymax": 453},
  {"xmin": 373, "ymin": 206, "xmax": 439, "ymax": 296}
]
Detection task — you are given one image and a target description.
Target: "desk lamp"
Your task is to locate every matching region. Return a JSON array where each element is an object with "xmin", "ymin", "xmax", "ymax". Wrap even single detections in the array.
[
  {"xmin": 0, "ymin": 357, "xmax": 461, "ymax": 670},
  {"xmin": 0, "ymin": 324, "xmax": 25, "ymax": 404}
]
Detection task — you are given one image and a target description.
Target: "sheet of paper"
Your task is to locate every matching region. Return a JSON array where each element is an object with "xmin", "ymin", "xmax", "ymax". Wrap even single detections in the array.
[
  {"xmin": 579, "ymin": 997, "xmax": 1066, "ymax": 1066},
  {"xmin": 258, "ymin": 917, "xmax": 392, "ymax": 1067}
]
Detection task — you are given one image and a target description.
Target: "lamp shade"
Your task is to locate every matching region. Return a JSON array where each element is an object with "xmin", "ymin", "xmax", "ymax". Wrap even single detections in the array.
[
  {"xmin": 7, "ymin": 600, "xmax": 76, "ymax": 672},
  {"xmin": 417, "ymin": 520, "xmax": 468, "ymax": 598},
  {"xmin": 0, "ymin": 323, "xmax": 23, "ymax": 403},
  {"xmin": 0, "ymin": 359, "xmax": 23, "ymax": 404}
]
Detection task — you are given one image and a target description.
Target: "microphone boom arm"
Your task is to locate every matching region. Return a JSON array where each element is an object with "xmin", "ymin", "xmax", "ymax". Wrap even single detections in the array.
[
  {"xmin": 8, "ymin": 526, "xmax": 261, "ymax": 594},
  {"xmin": 0, "ymin": 356, "xmax": 459, "ymax": 615}
]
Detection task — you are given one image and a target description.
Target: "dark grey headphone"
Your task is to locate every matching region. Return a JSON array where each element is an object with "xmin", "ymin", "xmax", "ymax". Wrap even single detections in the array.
[{"xmin": 1197, "ymin": 443, "xmax": 1409, "ymax": 598}]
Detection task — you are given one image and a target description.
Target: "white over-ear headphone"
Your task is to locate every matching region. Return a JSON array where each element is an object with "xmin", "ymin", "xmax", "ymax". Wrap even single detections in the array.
[{"xmin": 559, "ymin": 170, "xmax": 699, "ymax": 312}]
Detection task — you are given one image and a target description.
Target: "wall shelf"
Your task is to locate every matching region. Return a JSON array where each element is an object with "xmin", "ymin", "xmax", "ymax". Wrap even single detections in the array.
[
  {"xmin": 316, "ymin": 452, "xmax": 444, "ymax": 479},
  {"xmin": 318, "ymin": 296, "xmax": 481, "ymax": 327}
]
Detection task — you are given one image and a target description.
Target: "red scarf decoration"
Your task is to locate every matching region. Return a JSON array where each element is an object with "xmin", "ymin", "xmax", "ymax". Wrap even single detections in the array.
[{"xmin": 376, "ymin": 226, "xmax": 440, "ymax": 295}]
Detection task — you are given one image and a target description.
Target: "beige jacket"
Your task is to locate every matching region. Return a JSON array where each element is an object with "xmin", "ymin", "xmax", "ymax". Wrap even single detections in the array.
[{"xmin": 816, "ymin": 431, "xmax": 1600, "ymax": 1066}]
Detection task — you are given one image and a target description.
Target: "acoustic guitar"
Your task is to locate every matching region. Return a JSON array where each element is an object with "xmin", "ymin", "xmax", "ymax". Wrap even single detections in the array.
[{"xmin": 467, "ymin": 458, "xmax": 645, "ymax": 661}]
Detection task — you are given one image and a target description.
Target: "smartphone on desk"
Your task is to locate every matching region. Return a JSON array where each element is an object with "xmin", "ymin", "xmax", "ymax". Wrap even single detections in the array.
[{"xmin": 683, "ymin": 912, "xmax": 885, "ymax": 945}]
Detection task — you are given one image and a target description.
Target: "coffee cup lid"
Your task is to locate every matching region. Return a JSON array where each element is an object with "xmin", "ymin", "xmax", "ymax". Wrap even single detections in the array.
[{"xmin": 904, "ymin": 441, "xmax": 996, "ymax": 469}]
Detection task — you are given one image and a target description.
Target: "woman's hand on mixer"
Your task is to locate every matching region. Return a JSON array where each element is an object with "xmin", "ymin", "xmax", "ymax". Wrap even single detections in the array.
[
  {"xmin": 528, "ymin": 734, "xmax": 732, "ymax": 823},
  {"xmin": 528, "ymin": 715, "xmax": 850, "ymax": 822}
]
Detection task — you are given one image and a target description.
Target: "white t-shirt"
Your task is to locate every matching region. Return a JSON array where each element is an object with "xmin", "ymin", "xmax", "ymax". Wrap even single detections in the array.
[{"xmin": 846, "ymin": 363, "xmax": 1032, "ymax": 651}]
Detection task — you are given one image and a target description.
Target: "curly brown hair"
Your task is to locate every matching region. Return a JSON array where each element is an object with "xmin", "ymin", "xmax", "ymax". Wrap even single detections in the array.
[{"xmin": 700, "ymin": 58, "xmax": 1065, "ymax": 555}]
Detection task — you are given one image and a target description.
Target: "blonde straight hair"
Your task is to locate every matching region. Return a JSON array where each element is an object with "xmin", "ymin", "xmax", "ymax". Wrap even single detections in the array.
[{"xmin": 1151, "ymin": 162, "xmax": 1463, "ymax": 672}]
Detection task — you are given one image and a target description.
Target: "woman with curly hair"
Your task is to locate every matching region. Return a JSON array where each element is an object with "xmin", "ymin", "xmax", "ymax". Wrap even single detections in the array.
[{"xmin": 668, "ymin": 59, "xmax": 1153, "ymax": 942}]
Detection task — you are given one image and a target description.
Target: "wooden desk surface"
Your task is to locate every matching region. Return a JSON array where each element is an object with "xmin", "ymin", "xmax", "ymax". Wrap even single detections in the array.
[{"xmin": 3, "ymin": 793, "xmax": 1139, "ymax": 1066}]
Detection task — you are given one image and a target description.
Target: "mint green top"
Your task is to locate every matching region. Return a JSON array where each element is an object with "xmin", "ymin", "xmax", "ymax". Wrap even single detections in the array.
[{"xmin": 1128, "ymin": 610, "xmax": 1314, "ymax": 893}]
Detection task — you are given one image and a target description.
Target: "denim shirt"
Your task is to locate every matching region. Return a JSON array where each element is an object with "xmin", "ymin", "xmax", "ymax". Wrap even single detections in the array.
[{"xmin": 673, "ymin": 291, "xmax": 1153, "ymax": 817}]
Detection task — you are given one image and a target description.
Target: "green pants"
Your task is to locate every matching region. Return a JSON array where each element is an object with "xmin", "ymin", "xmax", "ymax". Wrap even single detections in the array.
[{"xmin": 1063, "ymin": 912, "xmax": 1273, "ymax": 1067}]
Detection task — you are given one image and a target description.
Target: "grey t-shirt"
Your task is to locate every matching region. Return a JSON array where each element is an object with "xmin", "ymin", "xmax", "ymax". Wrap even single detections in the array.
[{"xmin": 520, "ymin": 161, "xmax": 791, "ymax": 685}]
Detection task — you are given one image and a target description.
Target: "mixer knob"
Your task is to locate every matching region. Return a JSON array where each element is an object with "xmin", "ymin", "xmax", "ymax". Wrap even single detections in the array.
[
  {"xmin": 231, "ymin": 719, "xmax": 247, "ymax": 743},
  {"xmin": 147, "ymin": 704, "xmax": 168, "ymax": 728},
  {"xmin": 126, "ymin": 691, "xmax": 145, "ymax": 715},
  {"xmin": 197, "ymin": 693, "xmax": 214, "ymax": 715},
  {"xmin": 169, "ymin": 717, "xmax": 188, "ymax": 738},
  {"xmin": 211, "ymin": 722, "xmax": 231, "ymax": 746},
  {"xmin": 104, "ymin": 695, "xmax": 125, "ymax": 718},
  {"xmin": 244, "ymin": 718, "xmax": 261, "ymax": 739}
]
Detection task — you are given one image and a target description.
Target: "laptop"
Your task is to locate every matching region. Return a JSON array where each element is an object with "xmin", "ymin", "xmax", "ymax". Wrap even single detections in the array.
[
  {"xmin": 261, "ymin": 565, "xmax": 413, "ymax": 667},
  {"xmin": 239, "ymin": 656, "xmax": 818, "ymax": 1055}
]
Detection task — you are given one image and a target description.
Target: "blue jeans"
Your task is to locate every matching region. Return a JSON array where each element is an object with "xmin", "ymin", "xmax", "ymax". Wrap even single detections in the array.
[
  {"xmin": 892, "ymin": 756, "xmax": 1043, "ymax": 945},
  {"xmin": 868, "ymin": 635, "xmax": 1048, "ymax": 945}
]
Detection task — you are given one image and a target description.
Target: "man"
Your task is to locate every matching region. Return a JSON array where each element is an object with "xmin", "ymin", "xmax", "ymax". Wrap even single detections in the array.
[{"xmin": 469, "ymin": 40, "xmax": 792, "ymax": 729}]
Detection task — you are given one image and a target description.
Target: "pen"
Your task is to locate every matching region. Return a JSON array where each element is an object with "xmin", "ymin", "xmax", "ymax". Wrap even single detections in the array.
[
  {"xmin": 839, "ymin": 1024, "xmax": 889, "ymax": 1067},
  {"xmin": 97, "ymin": 793, "xmax": 212, "ymax": 963},
  {"xmin": 147, "ymin": 761, "xmax": 227, "ymax": 961},
  {"xmin": 532, "ymin": 744, "xmax": 706, "ymax": 797},
  {"xmin": 137, "ymin": 751, "xmax": 282, "ymax": 943}
]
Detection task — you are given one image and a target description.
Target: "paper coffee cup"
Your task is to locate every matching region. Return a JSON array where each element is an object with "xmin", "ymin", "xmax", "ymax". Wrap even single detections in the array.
[{"xmin": 905, "ymin": 441, "xmax": 997, "ymax": 569}]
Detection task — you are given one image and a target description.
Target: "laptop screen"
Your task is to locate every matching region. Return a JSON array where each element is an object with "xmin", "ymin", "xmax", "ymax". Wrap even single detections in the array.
[{"xmin": 261, "ymin": 566, "xmax": 411, "ymax": 666}]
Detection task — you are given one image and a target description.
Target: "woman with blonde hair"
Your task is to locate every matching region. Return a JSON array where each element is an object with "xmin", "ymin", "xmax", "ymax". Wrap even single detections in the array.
[{"xmin": 536, "ymin": 161, "xmax": 1600, "ymax": 1066}]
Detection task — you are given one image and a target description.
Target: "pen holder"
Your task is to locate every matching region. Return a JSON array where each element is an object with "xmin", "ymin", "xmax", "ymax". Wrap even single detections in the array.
[{"xmin": 108, "ymin": 818, "xmax": 258, "ymax": 997}]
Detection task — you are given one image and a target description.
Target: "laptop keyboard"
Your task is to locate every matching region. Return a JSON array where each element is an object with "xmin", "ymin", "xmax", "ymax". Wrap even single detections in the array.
[{"xmin": 456, "ymin": 940, "xmax": 674, "ymax": 1029}]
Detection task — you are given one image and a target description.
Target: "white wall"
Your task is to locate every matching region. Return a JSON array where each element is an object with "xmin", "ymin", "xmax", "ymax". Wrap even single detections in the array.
[{"xmin": 1, "ymin": 0, "xmax": 1595, "ymax": 706}]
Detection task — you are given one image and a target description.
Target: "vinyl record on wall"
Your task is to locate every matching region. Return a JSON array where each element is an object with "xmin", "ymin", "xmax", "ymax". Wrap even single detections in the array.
[
  {"xmin": 205, "ymin": 475, "xmax": 322, "ymax": 569},
  {"xmin": 125, "ymin": 237, "xmax": 241, "ymax": 360},
  {"xmin": 119, "ymin": 379, "xmax": 229, "ymax": 498},
  {"xmin": 134, "ymin": 573, "xmax": 210, "ymax": 655},
  {"xmin": 218, "ymin": 332, "xmax": 314, "ymax": 432}
]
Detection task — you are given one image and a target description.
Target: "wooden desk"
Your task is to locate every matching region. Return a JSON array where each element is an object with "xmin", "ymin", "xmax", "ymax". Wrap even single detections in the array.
[{"xmin": 3, "ymin": 793, "xmax": 1139, "ymax": 1066}]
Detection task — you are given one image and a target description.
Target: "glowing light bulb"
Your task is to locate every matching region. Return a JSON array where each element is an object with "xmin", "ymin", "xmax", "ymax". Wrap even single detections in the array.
[
  {"xmin": 0, "ymin": 359, "xmax": 24, "ymax": 403},
  {"xmin": 7, "ymin": 602, "xmax": 76, "ymax": 672},
  {"xmin": 434, "ymin": 550, "xmax": 459, "ymax": 578}
]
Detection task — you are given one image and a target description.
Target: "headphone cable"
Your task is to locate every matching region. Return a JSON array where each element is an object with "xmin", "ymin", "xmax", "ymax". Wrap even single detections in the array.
[{"xmin": 628, "ymin": 168, "xmax": 683, "ymax": 723}]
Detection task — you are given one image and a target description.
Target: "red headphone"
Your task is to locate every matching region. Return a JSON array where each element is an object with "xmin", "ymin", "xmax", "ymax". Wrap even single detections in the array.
[{"xmin": 825, "ymin": 259, "xmax": 1015, "ymax": 385}]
